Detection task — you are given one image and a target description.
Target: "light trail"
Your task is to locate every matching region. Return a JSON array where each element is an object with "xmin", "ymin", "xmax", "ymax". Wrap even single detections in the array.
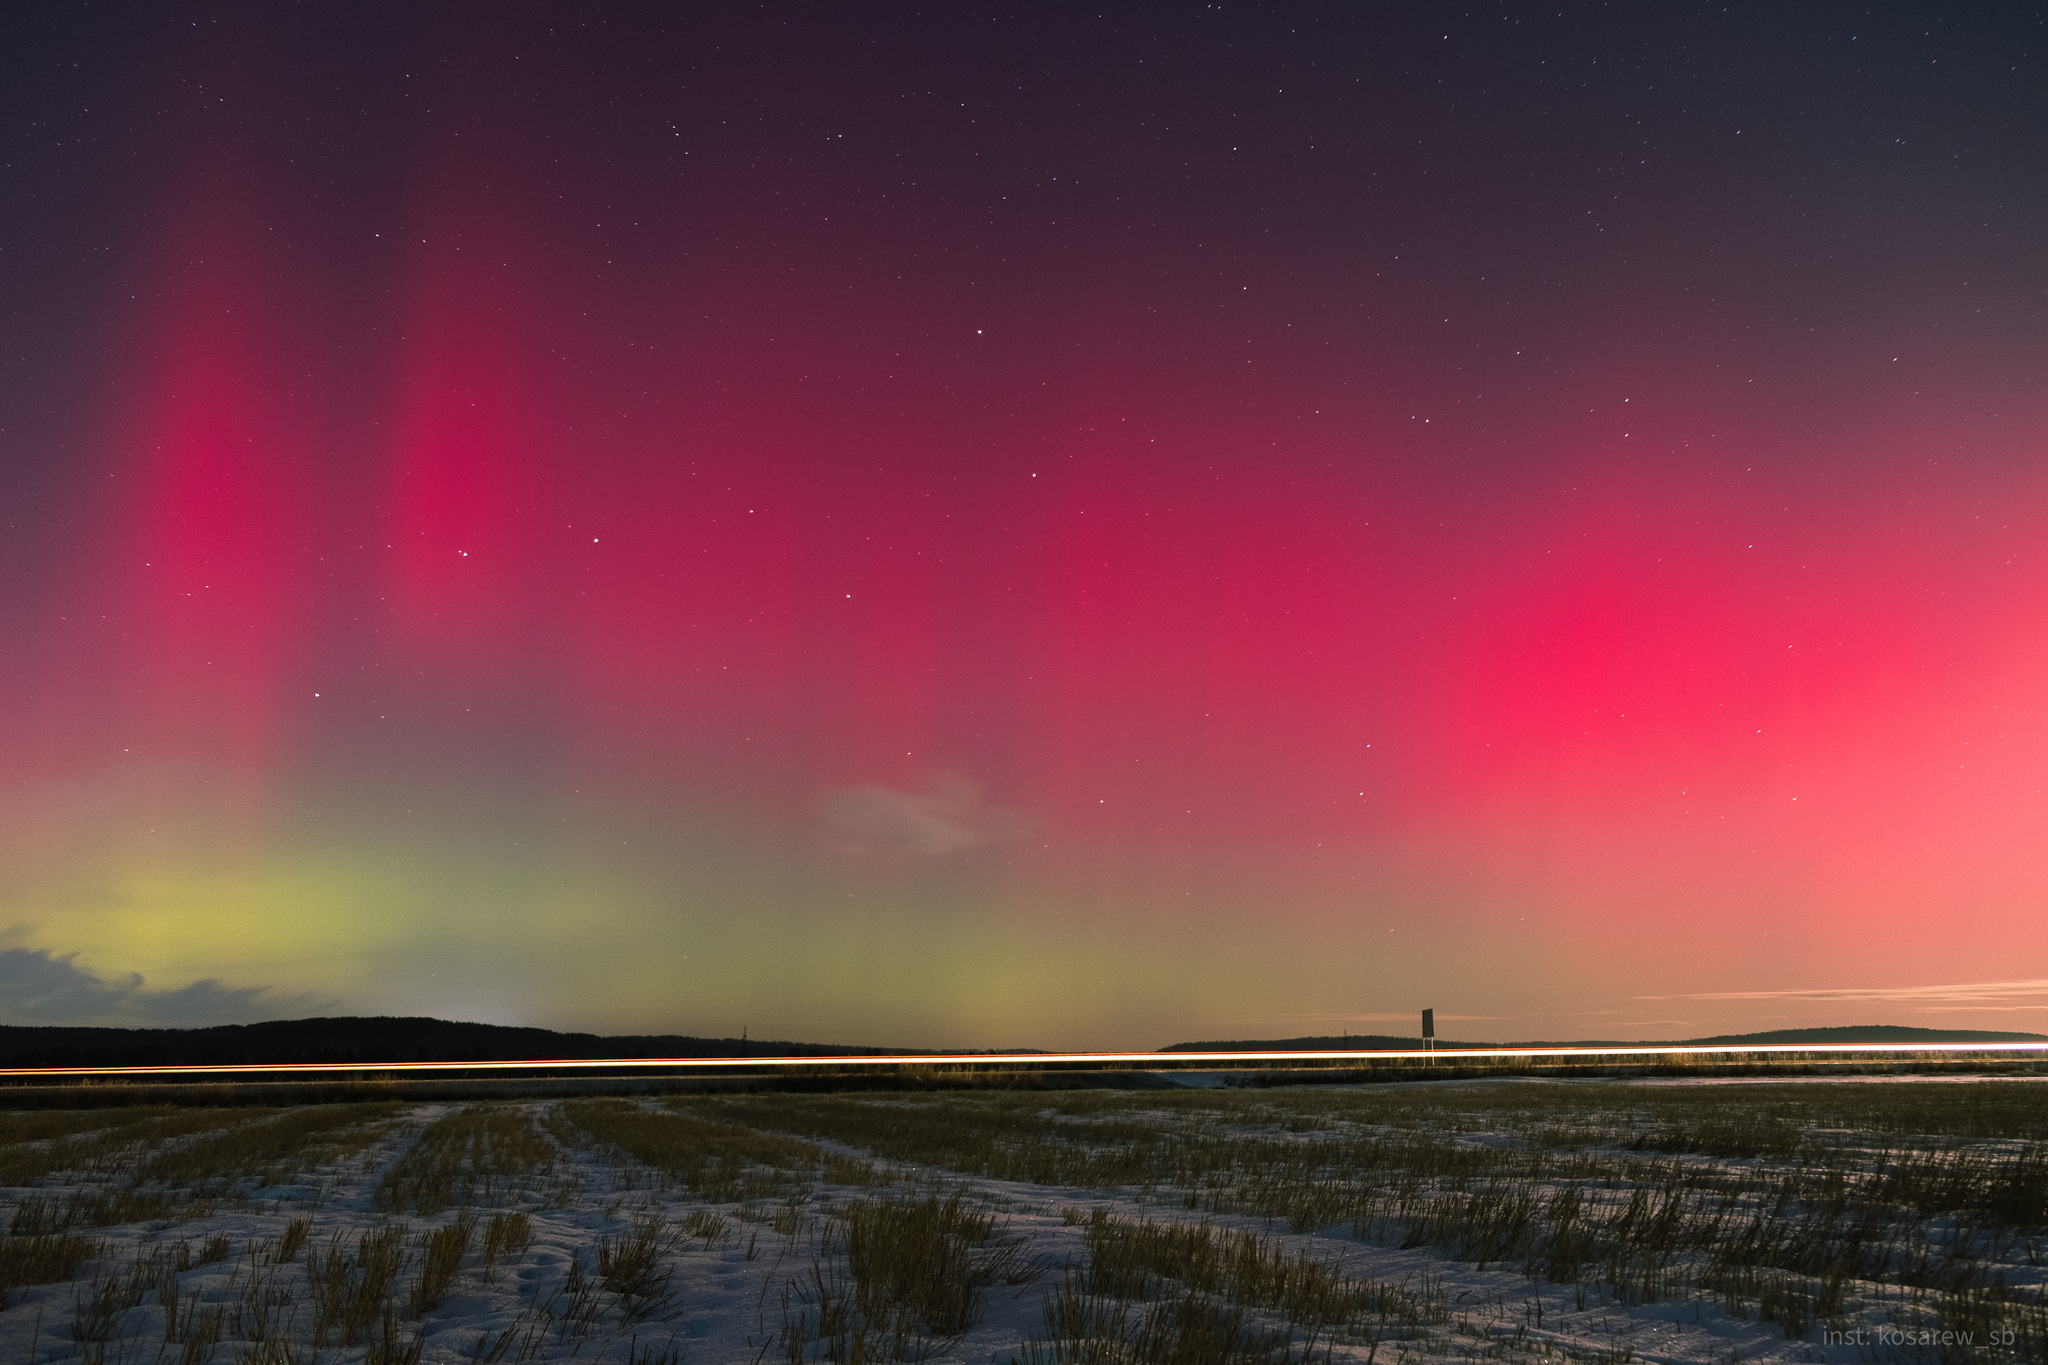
[{"xmin": 2, "ymin": 1041, "xmax": 2045, "ymax": 1081}]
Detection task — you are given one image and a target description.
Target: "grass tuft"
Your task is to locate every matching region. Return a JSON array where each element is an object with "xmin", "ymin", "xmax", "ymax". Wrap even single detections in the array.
[
  {"xmin": 597, "ymin": 1216, "xmax": 674, "ymax": 1315},
  {"xmin": 480, "ymin": 1210, "xmax": 531, "ymax": 1279},
  {"xmin": 275, "ymin": 1215, "xmax": 311, "ymax": 1264},
  {"xmin": 365, "ymin": 1305, "xmax": 426, "ymax": 1365},
  {"xmin": 843, "ymin": 1190, "xmax": 998, "ymax": 1338},
  {"xmin": 305, "ymin": 1224, "xmax": 408, "ymax": 1346},
  {"xmin": 410, "ymin": 1212, "xmax": 476, "ymax": 1315},
  {"xmin": 0, "ymin": 1231, "xmax": 101, "ymax": 1308}
]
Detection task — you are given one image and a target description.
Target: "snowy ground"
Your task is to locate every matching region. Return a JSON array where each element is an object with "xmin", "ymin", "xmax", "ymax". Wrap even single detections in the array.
[{"xmin": 1, "ymin": 1078, "xmax": 2042, "ymax": 1363}]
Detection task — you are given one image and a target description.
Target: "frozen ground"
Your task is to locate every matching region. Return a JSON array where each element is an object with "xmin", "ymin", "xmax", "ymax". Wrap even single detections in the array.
[{"xmin": 1, "ymin": 1079, "xmax": 2042, "ymax": 1363}]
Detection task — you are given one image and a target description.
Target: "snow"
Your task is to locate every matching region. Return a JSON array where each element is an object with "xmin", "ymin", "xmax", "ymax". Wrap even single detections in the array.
[{"xmin": 2, "ymin": 1084, "xmax": 2040, "ymax": 1363}]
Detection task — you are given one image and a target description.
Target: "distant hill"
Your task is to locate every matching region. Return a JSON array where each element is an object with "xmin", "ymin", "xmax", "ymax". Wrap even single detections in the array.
[
  {"xmin": 1163, "ymin": 1025, "xmax": 2046, "ymax": 1052},
  {"xmin": 1678, "ymin": 1025, "xmax": 2047, "ymax": 1047},
  {"xmin": 7, "ymin": 1018, "xmax": 2034, "ymax": 1072},
  {"xmin": 0, "ymin": 1017, "xmax": 937, "ymax": 1070}
]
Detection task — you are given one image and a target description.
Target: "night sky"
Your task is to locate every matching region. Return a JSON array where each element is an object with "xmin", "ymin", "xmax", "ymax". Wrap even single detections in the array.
[{"xmin": 3, "ymin": 4, "xmax": 2045, "ymax": 1047}]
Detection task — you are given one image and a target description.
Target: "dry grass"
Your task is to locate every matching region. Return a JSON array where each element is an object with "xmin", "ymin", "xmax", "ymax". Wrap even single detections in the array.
[
  {"xmin": 1, "ymin": 1107, "xmax": 283, "ymax": 1187},
  {"xmin": 842, "ymin": 1191, "xmax": 999, "ymax": 1337},
  {"xmin": 522, "ymin": 1244, "xmax": 610, "ymax": 1343},
  {"xmin": 70, "ymin": 1262, "xmax": 142, "ymax": 1342},
  {"xmin": 377, "ymin": 1105, "xmax": 555, "ymax": 1215},
  {"xmin": 1026, "ymin": 1272, "xmax": 1326, "ymax": 1365},
  {"xmin": 719, "ymin": 1091, "xmax": 1197, "ymax": 1191},
  {"xmin": 175, "ymin": 1301, "xmax": 224, "ymax": 1364},
  {"xmin": 237, "ymin": 1339, "xmax": 311, "ymax": 1365},
  {"xmin": 777, "ymin": 1260, "xmax": 921, "ymax": 1363},
  {"xmin": 776, "ymin": 1189, "xmax": 1045, "ymax": 1360},
  {"xmin": 679, "ymin": 1208, "xmax": 729, "ymax": 1245},
  {"xmin": 139, "ymin": 1103, "xmax": 400, "ymax": 1190},
  {"xmin": 1076, "ymin": 1210, "xmax": 1441, "ymax": 1358},
  {"xmin": 597, "ymin": 1215, "xmax": 676, "ymax": 1320},
  {"xmin": 8, "ymin": 1083, "xmax": 2044, "ymax": 1360},
  {"xmin": 0, "ymin": 1108, "xmax": 169, "ymax": 1144},
  {"xmin": 10, "ymin": 1187, "xmax": 212, "ymax": 1234},
  {"xmin": 365, "ymin": 1305, "xmax": 425, "ymax": 1365},
  {"xmin": 0, "ymin": 1109, "xmax": 167, "ymax": 1186},
  {"xmin": 823, "ymin": 1153, "xmax": 893, "ymax": 1187},
  {"xmin": 559, "ymin": 1098, "xmax": 822, "ymax": 1201},
  {"xmin": 480, "ymin": 1210, "xmax": 531, "ymax": 1279},
  {"xmin": 230, "ymin": 1256, "xmax": 300, "ymax": 1343},
  {"xmin": 53, "ymin": 1239, "xmax": 265, "ymax": 1351},
  {"xmin": 305, "ymin": 1223, "xmax": 408, "ymax": 1347},
  {"xmin": 409, "ymin": 1212, "xmax": 475, "ymax": 1315},
  {"xmin": 717, "ymin": 1080, "xmax": 2048, "ymax": 1352},
  {"xmin": 275, "ymin": 1215, "xmax": 311, "ymax": 1264}
]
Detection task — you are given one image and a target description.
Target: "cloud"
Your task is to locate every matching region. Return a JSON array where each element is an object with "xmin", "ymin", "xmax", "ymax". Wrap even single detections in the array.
[
  {"xmin": 821, "ymin": 778, "xmax": 1031, "ymax": 857},
  {"xmin": 1916, "ymin": 1004, "xmax": 2048, "ymax": 1013},
  {"xmin": 1638, "ymin": 979, "xmax": 2048, "ymax": 1006},
  {"xmin": 0, "ymin": 947, "xmax": 327, "ymax": 1026}
]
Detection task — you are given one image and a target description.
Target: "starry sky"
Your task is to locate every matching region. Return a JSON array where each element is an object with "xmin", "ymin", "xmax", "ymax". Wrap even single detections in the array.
[{"xmin": 3, "ymin": 4, "xmax": 2045, "ymax": 1047}]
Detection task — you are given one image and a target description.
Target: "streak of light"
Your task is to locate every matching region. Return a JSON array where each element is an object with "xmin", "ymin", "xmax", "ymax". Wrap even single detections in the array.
[{"xmin": 3, "ymin": 1041, "xmax": 2046, "ymax": 1080}]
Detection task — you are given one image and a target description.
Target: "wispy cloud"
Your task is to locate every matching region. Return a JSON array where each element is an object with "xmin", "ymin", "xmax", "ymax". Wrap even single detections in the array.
[
  {"xmin": 1639, "ymin": 980, "xmax": 2048, "ymax": 1006},
  {"xmin": 1916, "ymin": 1004, "xmax": 2048, "ymax": 1013},
  {"xmin": 0, "ymin": 947, "xmax": 327, "ymax": 1026},
  {"xmin": 821, "ymin": 777, "xmax": 1031, "ymax": 857}
]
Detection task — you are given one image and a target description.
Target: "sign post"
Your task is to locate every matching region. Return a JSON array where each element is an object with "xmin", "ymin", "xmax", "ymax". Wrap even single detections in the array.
[{"xmin": 1422, "ymin": 1008, "xmax": 1434, "ymax": 1067}]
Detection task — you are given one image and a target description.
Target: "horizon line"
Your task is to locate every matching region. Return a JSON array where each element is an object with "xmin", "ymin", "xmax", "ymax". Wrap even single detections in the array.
[{"xmin": 6, "ymin": 1040, "xmax": 2048, "ymax": 1080}]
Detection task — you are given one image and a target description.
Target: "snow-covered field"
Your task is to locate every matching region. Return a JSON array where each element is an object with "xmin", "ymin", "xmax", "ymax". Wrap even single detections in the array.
[{"xmin": 2, "ymin": 1077, "xmax": 2043, "ymax": 1363}]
